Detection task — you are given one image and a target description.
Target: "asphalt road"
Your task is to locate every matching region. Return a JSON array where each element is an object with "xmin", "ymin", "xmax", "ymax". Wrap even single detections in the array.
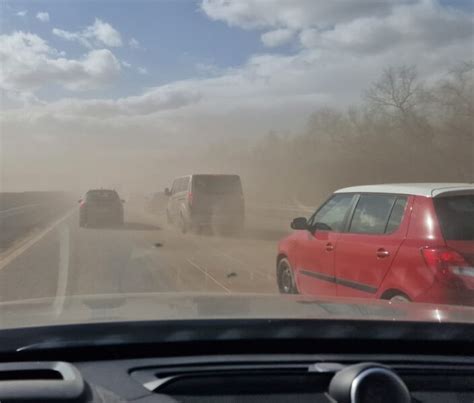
[{"xmin": 0, "ymin": 206, "xmax": 290, "ymax": 302}]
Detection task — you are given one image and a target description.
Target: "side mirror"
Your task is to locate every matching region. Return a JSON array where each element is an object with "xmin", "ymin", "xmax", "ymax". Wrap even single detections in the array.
[
  {"xmin": 291, "ymin": 217, "xmax": 308, "ymax": 230},
  {"xmin": 164, "ymin": 188, "xmax": 171, "ymax": 196},
  {"xmin": 78, "ymin": 199, "xmax": 83, "ymax": 204}
]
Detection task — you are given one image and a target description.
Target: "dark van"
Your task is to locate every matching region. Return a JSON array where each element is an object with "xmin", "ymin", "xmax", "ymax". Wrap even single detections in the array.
[
  {"xmin": 79, "ymin": 189, "xmax": 125, "ymax": 227},
  {"xmin": 165, "ymin": 174, "xmax": 244, "ymax": 234}
]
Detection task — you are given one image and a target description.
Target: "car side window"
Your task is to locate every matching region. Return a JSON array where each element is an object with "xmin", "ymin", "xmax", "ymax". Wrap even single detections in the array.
[
  {"xmin": 385, "ymin": 197, "xmax": 408, "ymax": 233},
  {"xmin": 171, "ymin": 179, "xmax": 179, "ymax": 194},
  {"xmin": 349, "ymin": 194, "xmax": 397, "ymax": 234},
  {"xmin": 178, "ymin": 178, "xmax": 186, "ymax": 192},
  {"xmin": 182, "ymin": 176, "xmax": 190, "ymax": 191},
  {"xmin": 309, "ymin": 194, "xmax": 354, "ymax": 232}
]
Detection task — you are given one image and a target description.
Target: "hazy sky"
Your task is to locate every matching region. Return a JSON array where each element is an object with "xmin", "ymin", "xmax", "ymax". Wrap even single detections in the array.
[{"xmin": 1, "ymin": 0, "xmax": 473, "ymax": 191}]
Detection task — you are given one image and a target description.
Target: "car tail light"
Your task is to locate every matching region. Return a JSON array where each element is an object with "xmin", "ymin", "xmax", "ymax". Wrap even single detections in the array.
[
  {"xmin": 421, "ymin": 247, "xmax": 472, "ymax": 284},
  {"xmin": 187, "ymin": 192, "xmax": 193, "ymax": 206},
  {"xmin": 80, "ymin": 201, "xmax": 86, "ymax": 208}
]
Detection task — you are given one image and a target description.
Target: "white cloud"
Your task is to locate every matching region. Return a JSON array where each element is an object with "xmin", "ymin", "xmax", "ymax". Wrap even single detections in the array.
[
  {"xmin": 4, "ymin": 84, "xmax": 202, "ymax": 120},
  {"xmin": 52, "ymin": 28, "xmax": 75, "ymax": 41},
  {"xmin": 129, "ymin": 37, "xmax": 142, "ymax": 49},
  {"xmin": 52, "ymin": 18, "xmax": 123, "ymax": 48},
  {"xmin": 201, "ymin": 0, "xmax": 472, "ymax": 54},
  {"xmin": 200, "ymin": 0, "xmax": 400, "ymax": 30},
  {"xmin": 4, "ymin": 0, "xmax": 472, "ymax": 133},
  {"xmin": 260, "ymin": 28, "xmax": 294, "ymax": 47},
  {"xmin": 2, "ymin": 0, "xmax": 473, "ymax": 170},
  {"xmin": 0, "ymin": 31, "xmax": 121, "ymax": 94},
  {"xmin": 298, "ymin": 1, "xmax": 473, "ymax": 53},
  {"xmin": 122, "ymin": 60, "xmax": 132, "ymax": 68},
  {"xmin": 36, "ymin": 12, "xmax": 50, "ymax": 23},
  {"xmin": 16, "ymin": 10, "xmax": 28, "ymax": 17},
  {"xmin": 137, "ymin": 66, "xmax": 148, "ymax": 75},
  {"xmin": 52, "ymin": 28, "xmax": 90, "ymax": 47},
  {"xmin": 85, "ymin": 18, "xmax": 122, "ymax": 47}
]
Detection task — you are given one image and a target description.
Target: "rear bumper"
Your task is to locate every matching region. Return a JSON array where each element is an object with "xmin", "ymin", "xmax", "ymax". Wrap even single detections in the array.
[
  {"xmin": 84, "ymin": 208, "xmax": 123, "ymax": 222},
  {"xmin": 190, "ymin": 211, "xmax": 244, "ymax": 227},
  {"xmin": 414, "ymin": 281, "xmax": 474, "ymax": 307}
]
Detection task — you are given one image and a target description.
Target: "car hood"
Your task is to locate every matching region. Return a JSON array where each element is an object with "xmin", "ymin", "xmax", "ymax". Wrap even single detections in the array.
[{"xmin": 0, "ymin": 293, "xmax": 473, "ymax": 329}]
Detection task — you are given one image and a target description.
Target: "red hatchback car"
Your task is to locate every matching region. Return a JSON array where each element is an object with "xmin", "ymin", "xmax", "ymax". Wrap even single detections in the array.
[{"xmin": 277, "ymin": 183, "xmax": 474, "ymax": 306}]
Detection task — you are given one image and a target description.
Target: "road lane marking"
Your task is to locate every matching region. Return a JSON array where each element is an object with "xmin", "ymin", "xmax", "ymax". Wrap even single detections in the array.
[
  {"xmin": 0, "ymin": 208, "xmax": 76, "ymax": 271},
  {"xmin": 53, "ymin": 223, "xmax": 70, "ymax": 316},
  {"xmin": 186, "ymin": 258, "xmax": 231, "ymax": 293},
  {"xmin": 211, "ymin": 250, "xmax": 276, "ymax": 281},
  {"xmin": 171, "ymin": 230, "xmax": 277, "ymax": 286}
]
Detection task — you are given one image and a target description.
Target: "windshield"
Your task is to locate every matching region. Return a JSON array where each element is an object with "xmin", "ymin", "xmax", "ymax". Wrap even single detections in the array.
[
  {"xmin": 0, "ymin": 0, "xmax": 473, "ymax": 329},
  {"xmin": 86, "ymin": 190, "xmax": 119, "ymax": 202}
]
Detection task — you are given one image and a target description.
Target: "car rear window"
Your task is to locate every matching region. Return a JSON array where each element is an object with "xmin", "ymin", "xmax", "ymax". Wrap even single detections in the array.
[
  {"xmin": 193, "ymin": 175, "xmax": 242, "ymax": 194},
  {"xmin": 87, "ymin": 190, "xmax": 119, "ymax": 201},
  {"xmin": 434, "ymin": 195, "xmax": 474, "ymax": 241}
]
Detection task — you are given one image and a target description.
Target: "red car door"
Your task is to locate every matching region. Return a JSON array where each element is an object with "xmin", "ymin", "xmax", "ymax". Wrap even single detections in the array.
[
  {"xmin": 335, "ymin": 194, "xmax": 411, "ymax": 298},
  {"xmin": 295, "ymin": 194, "xmax": 356, "ymax": 297}
]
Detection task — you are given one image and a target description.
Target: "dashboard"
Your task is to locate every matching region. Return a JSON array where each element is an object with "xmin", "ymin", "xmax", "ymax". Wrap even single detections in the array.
[{"xmin": 0, "ymin": 319, "xmax": 473, "ymax": 402}]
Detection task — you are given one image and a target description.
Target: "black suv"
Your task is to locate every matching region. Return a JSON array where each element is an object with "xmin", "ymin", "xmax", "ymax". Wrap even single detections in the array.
[
  {"xmin": 79, "ymin": 189, "xmax": 124, "ymax": 227},
  {"xmin": 165, "ymin": 174, "xmax": 244, "ymax": 234}
]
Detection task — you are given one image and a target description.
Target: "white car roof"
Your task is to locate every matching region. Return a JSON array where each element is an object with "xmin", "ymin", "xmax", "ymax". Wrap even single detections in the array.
[{"xmin": 334, "ymin": 183, "xmax": 474, "ymax": 198}]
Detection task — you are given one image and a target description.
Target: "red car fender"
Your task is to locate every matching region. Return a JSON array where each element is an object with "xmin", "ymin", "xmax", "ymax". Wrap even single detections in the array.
[{"xmin": 277, "ymin": 233, "xmax": 300, "ymax": 275}]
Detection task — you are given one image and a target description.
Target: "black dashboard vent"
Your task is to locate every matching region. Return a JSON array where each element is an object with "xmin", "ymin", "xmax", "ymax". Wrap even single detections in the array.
[
  {"xmin": 131, "ymin": 363, "xmax": 333, "ymax": 396},
  {"xmin": 0, "ymin": 368, "xmax": 63, "ymax": 380}
]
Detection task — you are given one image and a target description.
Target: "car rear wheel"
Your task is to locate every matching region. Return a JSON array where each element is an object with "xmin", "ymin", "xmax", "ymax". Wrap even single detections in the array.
[
  {"xmin": 179, "ymin": 213, "xmax": 188, "ymax": 234},
  {"xmin": 389, "ymin": 294, "xmax": 410, "ymax": 303},
  {"xmin": 382, "ymin": 291, "xmax": 410, "ymax": 303},
  {"xmin": 277, "ymin": 258, "xmax": 298, "ymax": 294}
]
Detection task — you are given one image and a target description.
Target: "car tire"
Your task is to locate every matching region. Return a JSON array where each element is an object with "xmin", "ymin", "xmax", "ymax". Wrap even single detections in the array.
[
  {"xmin": 179, "ymin": 213, "xmax": 188, "ymax": 234},
  {"xmin": 389, "ymin": 294, "xmax": 410, "ymax": 303},
  {"xmin": 382, "ymin": 291, "xmax": 410, "ymax": 303},
  {"xmin": 277, "ymin": 258, "xmax": 298, "ymax": 294}
]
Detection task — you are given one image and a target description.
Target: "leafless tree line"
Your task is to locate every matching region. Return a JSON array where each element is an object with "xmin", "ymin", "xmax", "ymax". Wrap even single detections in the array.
[{"xmin": 202, "ymin": 62, "xmax": 473, "ymax": 204}]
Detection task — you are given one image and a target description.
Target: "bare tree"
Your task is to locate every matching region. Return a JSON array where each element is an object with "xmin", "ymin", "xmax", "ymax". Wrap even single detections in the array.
[
  {"xmin": 437, "ymin": 61, "xmax": 474, "ymax": 120},
  {"xmin": 365, "ymin": 66, "xmax": 422, "ymax": 120}
]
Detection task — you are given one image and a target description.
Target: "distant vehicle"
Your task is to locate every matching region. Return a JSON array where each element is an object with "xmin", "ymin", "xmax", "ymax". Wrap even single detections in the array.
[
  {"xmin": 165, "ymin": 174, "xmax": 245, "ymax": 234},
  {"xmin": 79, "ymin": 189, "xmax": 125, "ymax": 227},
  {"xmin": 145, "ymin": 192, "xmax": 167, "ymax": 214},
  {"xmin": 277, "ymin": 183, "xmax": 474, "ymax": 306}
]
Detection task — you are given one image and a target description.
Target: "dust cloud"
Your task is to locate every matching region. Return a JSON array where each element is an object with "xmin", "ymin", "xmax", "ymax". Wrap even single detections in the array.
[{"xmin": 1, "ymin": 63, "xmax": 473, "ymax": 205}]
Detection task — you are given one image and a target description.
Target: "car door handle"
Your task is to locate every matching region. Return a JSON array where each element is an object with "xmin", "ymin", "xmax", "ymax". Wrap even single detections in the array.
[
  {"xmin": 376, "ymin": 248, "xmax": 390, "ymax": 258},
  {"xmin": 325, "ymin": 243, "xmax": 335, "ymax": 252}
]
